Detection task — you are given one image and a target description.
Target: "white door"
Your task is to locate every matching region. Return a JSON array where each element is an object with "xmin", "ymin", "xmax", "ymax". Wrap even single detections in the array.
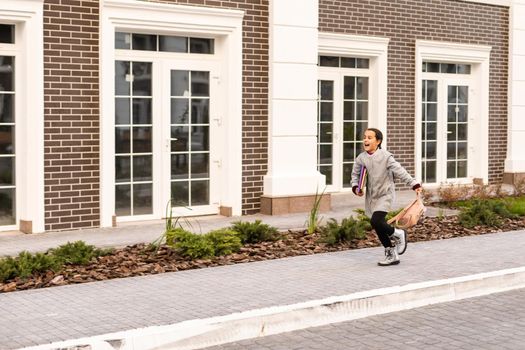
[
  {"xmin": 317, "ymin": 70, "xmax": 370, "ymax": 192},
  {"xmin": 421, "ymin": 75, "xmax": 471, "ymax": 184}
]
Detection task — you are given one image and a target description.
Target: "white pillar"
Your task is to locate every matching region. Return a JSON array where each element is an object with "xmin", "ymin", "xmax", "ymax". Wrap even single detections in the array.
[
  {"xmin": 505, "ymin": 0, "xmax": 525, "ymax": 177},
  {"xmin": 264, "ymin": 0, "xmax": 325, "ymax": 197}
]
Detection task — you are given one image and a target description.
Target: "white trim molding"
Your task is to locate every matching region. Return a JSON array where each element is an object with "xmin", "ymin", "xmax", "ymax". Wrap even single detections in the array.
[
  {"xmin": 318, "ymin": 32, "xmax": 390, "ymax": 146},
  {"xmin": 100, "ymin": 0, "xmax": 244, "ymax": 226},
  {"xmin": 0, "ymin": 0, "xmax": 45, "ymax": 233},
  {"xmin": 415, "ymin": 40, "xmax": 492, "ymax": 185}
]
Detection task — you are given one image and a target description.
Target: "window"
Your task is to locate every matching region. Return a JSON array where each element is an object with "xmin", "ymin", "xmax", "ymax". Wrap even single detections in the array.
[{"xmin": 115, "ymin": 32, "xmax": 215, "ymax": 54}]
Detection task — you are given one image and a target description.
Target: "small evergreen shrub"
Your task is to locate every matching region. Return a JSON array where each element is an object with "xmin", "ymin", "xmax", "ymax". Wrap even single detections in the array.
[
  {"xmin": 230, "ymin": 220, "xmax": 280, "ymax": 244},
  {"xmin": 458, "ymin": 200, "xmax": 515, "ymax": 228},
  {"xmin": 353, "ymin": 209, "xmax": 372, "ymax": 231},
  {"xmin": 49, "ymin": 241, "xmax": 111, "ymax": 265},
  {"xmin": 205, "ymin": 229, "xmax": 242, "ymax": 256},
  {"xmin": 171, "ymin": 229, "xmax": 215, "ymax": 259},
  {"xmin": 320, "ymin": 217, "xmax": 368, "ymax": 246}
]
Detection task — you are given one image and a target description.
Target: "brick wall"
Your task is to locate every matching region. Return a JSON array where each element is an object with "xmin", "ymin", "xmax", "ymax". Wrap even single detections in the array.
[
  {"xmin": 149, "ymin": 0, "xmax": 269, "ymax": 215},
  {"xmin": 319, "ymin": 0, "xmax": 509, "ymax": 185},
  {"xmin": 43, "ymin": 0, "xmax": 100, "ymax": 231}
]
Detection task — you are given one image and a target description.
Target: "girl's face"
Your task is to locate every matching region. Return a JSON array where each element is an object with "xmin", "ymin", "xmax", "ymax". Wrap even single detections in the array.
[{"xmin": 363, "ymin": 130, "xmax": 380, "ymax": 153}]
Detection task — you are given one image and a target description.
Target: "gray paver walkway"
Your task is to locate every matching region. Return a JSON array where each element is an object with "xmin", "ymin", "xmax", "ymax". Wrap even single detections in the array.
[
  {"xmin": 204, "ymin": 288, "xmax": 525, "ymax": 350},
  {"xmin": 1, "ymin": 229, "xmax": 524, "ymax": 349},
  {"xmin": 0, "ymin": 191, "xmax": 455, "ymax": 257}
]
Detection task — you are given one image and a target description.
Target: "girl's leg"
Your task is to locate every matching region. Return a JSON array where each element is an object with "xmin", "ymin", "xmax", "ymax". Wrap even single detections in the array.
[{"xmin": 370, "ymin": 211, "xmax": 395, "ymax": 248}]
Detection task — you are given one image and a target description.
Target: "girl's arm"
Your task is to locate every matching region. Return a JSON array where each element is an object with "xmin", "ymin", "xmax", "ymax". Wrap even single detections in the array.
[
  {"xmin": 351, "ymin": 156, "xmax": 363, "ymax": 194},
  {"xmin": 387, "ymin": 155, "xmax": 419, "ymax": 189}
]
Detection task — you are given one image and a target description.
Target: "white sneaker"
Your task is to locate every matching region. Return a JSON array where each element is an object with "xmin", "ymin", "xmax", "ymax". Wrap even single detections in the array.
[
  {"xmin": 378, "ymin": 247, "xmax": 400, "ymax": 266},
  {"xmin": 392, "ymin": 228, "xmax": 407, "ymax": 255}
]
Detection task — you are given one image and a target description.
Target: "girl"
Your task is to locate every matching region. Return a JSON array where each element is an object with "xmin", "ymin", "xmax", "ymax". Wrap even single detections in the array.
[{"xmin": 351, "ymin": 128, "xmax": 422, "ymax": 266}]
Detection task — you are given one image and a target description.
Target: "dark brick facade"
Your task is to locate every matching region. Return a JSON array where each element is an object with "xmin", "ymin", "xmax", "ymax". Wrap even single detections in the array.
[{"xmin": 319, "ymin": 0, "xmax": 509, "ymax": 185}]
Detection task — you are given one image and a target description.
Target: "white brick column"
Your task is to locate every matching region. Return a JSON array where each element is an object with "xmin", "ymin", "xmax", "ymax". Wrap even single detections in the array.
[
  {"xmin": 504, "ymin": 0, "xmax": 525, "ymax": 182},
  {"xmin": 263, "ymin": 0, "xmax": 325, "ymax": 201}
]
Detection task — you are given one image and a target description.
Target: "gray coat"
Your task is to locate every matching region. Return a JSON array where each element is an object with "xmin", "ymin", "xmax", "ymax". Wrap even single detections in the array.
[{"xmin": 351, "ymin": 149, "xmax": 418, "ymax": 217}]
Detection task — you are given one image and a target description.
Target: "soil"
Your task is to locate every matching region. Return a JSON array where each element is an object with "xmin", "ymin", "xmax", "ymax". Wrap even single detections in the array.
[{"xmin": 2, "ymin": 215, "xmax": 525, "ymax": 293}]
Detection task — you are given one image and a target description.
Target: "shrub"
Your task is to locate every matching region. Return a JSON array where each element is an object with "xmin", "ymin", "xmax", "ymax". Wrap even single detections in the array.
[
  {"xmin": 0, "ymin": 256, "xmax": 18, "ymax": 282},
  {"xmin": 437, "ymin": 184, "xmax": 471, "ymax": 203},
  {"xmin": 458, "ymin": 200, "xmax": 515, "ymax": 228},
  {"xmin": 352, "ymin": 209, "xmax": 372, "ymax": 231},
  {"xmin": 49, "ymin": 241, "xmax": 111, "ymax": 265},
  {"xmin": 170, "ymin": 229, "xmax": 215, "ymax": 259},
  {"xmin": 320, "ymin": 217, "xmax": 368, "ymax": 246},
  {"xmin": 230, "ymin": 220, "xmax": 280, "ymax": 244},
  {"xmin": 205, "ymin": 229, "xmax": 242, "ymax": 256}
]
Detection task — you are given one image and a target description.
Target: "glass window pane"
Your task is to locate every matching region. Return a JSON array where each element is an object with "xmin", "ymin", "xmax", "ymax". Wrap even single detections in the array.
[
  {"xmin": 447, "ymin": 105, "xmax": 457, "ymax": 123},
  {"xmin": 340, "ymin": 57, "xmax": 355, "ymax": 68},
  {"xmin": 191, "ymin": 125, "xmax": 209, "ymax": 151},
  {"xmin": 458, "ymin": 105, "xmax": 468, "ymax": 122},
  {"xmin": 0, "ymin": 125, "xmax": 14, "ymax": 154},
  {"xmin": 320, "ymin": 102, "xmax": 333, "ymax": 121},
  {"xmin": 115, "ymin": 32, "xmax": 130, "ymax": 49},
  {"xmin": 442, "ymin": 63, "xmax": 457, "ymax": 74},
  {"xmin": 0, "ymin": 157, "xmax": 14, "ymax": 186},
  {"xmin": 132, "ymin": 62, "xmax": 152, "ymax": 96},
  {"xmin": 132, "ymin": 33, "xmax": 157, "ymax": 51},
  {"xmin": 133, "ymin": 183, "xmax": 152, "ymax": 215},
  {"xmin": 457, "ymin": 142, "xmax": 467, "ymax": 159},
  {"xmin": 426, "ymin": 103, "xmax": 437, "ymax": 121},
  {"xmin": 115, "ymin": 98, "xmax": 130, "ymax": 125},
  {"xmin": 171, "ymin": 99, "xmax": 189, "ymax": 124},
  {"xmin": 115, "ymin": 127, "xmax": 130, "ymax": 154},
  {"xmin": 343, "ymin": 122, "xmax": 355, "ymax": 141},
  {"xmin": 0, "ymin": 188, "xmax": 15, "ymax": 225},
  {"xmin": 320, "ymin": 81, "xmax": 333, "ymax": 100},
  {"xmin": 427, "ymin": 122, "xmax": 437, "ymax": 140},
  {"xmin": 458, "ymin": 86, "xmax": 468, "ymax": 103},
  {"xmin": 356, "ymin": 58, "xmax": 369, "ymax": 69},
  {"xmin": 0, "ymin": 94, "xmax": 14, "ymax": 123},
  {"xmin": 132, "ymin": 127, "xmax": 152, "ymax": 153},
  {"xmin": 343, "ymin": 164, "xmax": 353, "ymax": 186},
  {"xmin": 319, "ymin": 123, "xmax": 332, "ymax": 143},
  {"xmin": 171, "ymin": 153, "xmax": 189, "ymax": 180},
  {"xmin": 343, "ymin": 143, "xmax": 355, "ymax": 162},
  {"xmin": 171, "ymin": 70, "xmax": 189, "ymax": 97},
  {"xmin": 191, "ymin": 180, "xmax": 209, "ymax": 205},
  {"xmin": 0, "ymin": 56, "xmax": 14, "ymax": 92},
  {"xmin": 115, "ymin": 184, "xmax": 131, "ymax": 216},
  {"xmin": 356, "ymin": 77, "xmax": 368, "ymax": 100},
  {"xmin": 343, "ymin": 101, "xmax": 354, "ymax": 121},
  {"xmin": 115, "ymin": 61, "xmax": 130, "ymax": 96},
  {"xmin": 0, "ymin": 25, "xmax": 14, "ymax": 44},
  {"xmin": 427, "ymin": 62, "xmax": 439, "ymax": 73},
  {"xmin": 191, "ymin": 71, "xmax": 209, "ymax": 97},
  {"xmin": 426, "ymin": 161, "xmax": 436, "ymax": 182},
  {"xmin": 458, "ymin": 124, "xmax": 467, "ymax": 141},
  {"xmin": 191, "ymin": 99, "xmax": 209, "ymax": 124},
  {"xmin": 319, "ymin": 166, "xmax": 332, "ymax": 185},
  {"xmin": 171, "ymin": 126, "xmax": 189, "ymax": 152},
  {"xmin": 447, "ymin": 124, "xmax": 456, "ymax": 141},
  {"xmin": 319, "ymin": 56, "xmax": 339, "ymax": 67},
  {"xmin": 189, "ymin": 38, "xmax": 214, "ymax": 54},
  {"xmin": 319, "ymin": 144, "xmax": 332, "ymax": 163},
  {"xmin": 133, "ymin": 155, "xmax": 152, "ymax": 181},
  {"xmin": 159, "ymin": 35, "xmax": 187, "ymax": 52},
  {"xmin": 356, "ymin": 122, "xmax": 367, "ymax": 140},
  {"xmin": 447, "ymin": 161, "xmax": 456, "ymax": 178},
  {"xmin": 426, "ymin": 141, "xmax": 437, "ymax": 159},
  {"xmin": 343, "ymin": 76, "xmax": 355, "ymax": 99},
  {"xmin": 426, "ymin": 80, "xmax": 437, "ymax": 102},
  {"xmin": 115, "ymin": 156, "xmax": 130, "ymax": 182},
  {"xmin": 447, "ymin": 142, "xmax": 456, "ymax": 160},
  {"xmin": 457, "ymin": 64, "xmax": 471, "ymax": 74},
  {"xmin": 132, "ymin": 98, "xmax": 151, "ymax": 124},
  {"xmin": 458, "ymin": 161, "xmax": 467, "ymax": 177},
  {"xmin": 448, "ymin": 86, "xmax": 457, "ymax": 103},
  {"xmin": 355, "ymin": 101, "xmax": 368, "ymax": 120},
  {"xmin": 171, "ymin": 181, "xmax": 189, "ymax": 207},
  {"xmin": 191, "ymin": 153, "xmax": 209, "ymax": 178}
]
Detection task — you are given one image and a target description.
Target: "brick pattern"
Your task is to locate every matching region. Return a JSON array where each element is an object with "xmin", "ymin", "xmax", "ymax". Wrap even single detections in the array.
[
  {"xmin": 319, "ymin": 0, "xmax": 509, "ymax": 185},
  {"xmin": 147, "ymin": 0, "xmax": 270, "ymax": 215},
  {"xmin": 43, "ymin": 0, "xmax": 100, "ymax": 231}
]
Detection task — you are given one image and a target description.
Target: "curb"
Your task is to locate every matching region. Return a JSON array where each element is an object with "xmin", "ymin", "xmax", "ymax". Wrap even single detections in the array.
[{"xmin": 21, "ymin": 266, "xmax": 525, "ymax": 350}]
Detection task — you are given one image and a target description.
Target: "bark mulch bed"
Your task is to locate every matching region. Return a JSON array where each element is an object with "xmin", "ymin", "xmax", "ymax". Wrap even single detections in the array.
[{"xmin": 1, "ymin": 215, "xmax": 525, "ymax": 293}]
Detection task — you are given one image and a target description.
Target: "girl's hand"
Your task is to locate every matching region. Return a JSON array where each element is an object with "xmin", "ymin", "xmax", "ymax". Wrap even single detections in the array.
[
  {"xmin": 357, "ymin": 190, "xmax": 364, "ymax": 197},
  {"xmin": 415, "ymin": 187, "xmax": 423, "ymax": 194}
]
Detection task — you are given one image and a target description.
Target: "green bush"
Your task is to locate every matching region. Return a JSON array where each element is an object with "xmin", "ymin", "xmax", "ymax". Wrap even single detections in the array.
[
  {"xmin": 205, "ymin": 229, "xmax": 242, "ymax": 256},
  {"xmin": 49, "ymin": 241, "xmax": 111, "ymax": 265},
  {"xmin": 171, "ymin": 229, "xmax": 215, "ymax": 259},
  {"xmin": 229, "ymin": 220, "xmax": 280, "ymax": 244},
  {"xmin": 352, "ymin": 209, "xmax": 372, "ymax": 231},
  {"xmin": 0, "ymin": 256, "xmax": 18, "ymax": 282},
  {"xmin": 319, "ymin": 217, "xmax": 369, "ymax": 246},
  {"xmin": 458, "ymin": 200, "xmax": 516, "ymax": 228}
]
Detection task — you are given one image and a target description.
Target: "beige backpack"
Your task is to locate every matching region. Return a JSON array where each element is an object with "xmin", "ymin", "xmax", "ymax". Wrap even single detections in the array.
[{"xmin": 387, "ymin": 193, "xmax": 426, "ymax": 229}]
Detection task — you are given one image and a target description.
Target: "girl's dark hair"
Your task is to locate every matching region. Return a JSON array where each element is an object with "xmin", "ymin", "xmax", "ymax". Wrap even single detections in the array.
[{"xmin": 366, "ymin": 128, "xmax": 383, "ymax": 149}]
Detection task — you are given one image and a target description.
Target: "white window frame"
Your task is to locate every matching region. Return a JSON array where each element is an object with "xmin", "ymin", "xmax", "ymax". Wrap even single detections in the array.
[
  {"xmin": 100, "ymin": 0, "xmax": 243, "ymax": 226},
  {"xmin": 0, "ymin": 0, "xmax": 44, "ymax": 232},
  {"xmin": 318, "ymin": 33, "xmax": 389, "ymax": 147},
  {"xmin": 415, "ymin": 40, "xmax": 491, "ymax": 187}
]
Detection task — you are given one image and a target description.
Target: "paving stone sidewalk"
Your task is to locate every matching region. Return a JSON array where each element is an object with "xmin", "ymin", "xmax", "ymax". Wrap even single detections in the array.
[{"xmin": 1, "ymin": 229, "xmax": 524, "ymax": 349}]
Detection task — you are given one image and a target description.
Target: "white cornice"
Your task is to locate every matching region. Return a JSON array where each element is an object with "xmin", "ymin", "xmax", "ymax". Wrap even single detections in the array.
[
  {"xmin": 319, "ymin": 32, "xmax": 390, "ymax": 57},
  {"xmin": 417, "ymin": 40, "xmax": 492, "ymax": 63}
]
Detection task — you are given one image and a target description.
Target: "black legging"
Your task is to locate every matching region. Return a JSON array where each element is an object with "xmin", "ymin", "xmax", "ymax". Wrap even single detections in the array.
[{"xmin": 370, "ymin": 211, "xmax": 395, "ymax": 248}]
